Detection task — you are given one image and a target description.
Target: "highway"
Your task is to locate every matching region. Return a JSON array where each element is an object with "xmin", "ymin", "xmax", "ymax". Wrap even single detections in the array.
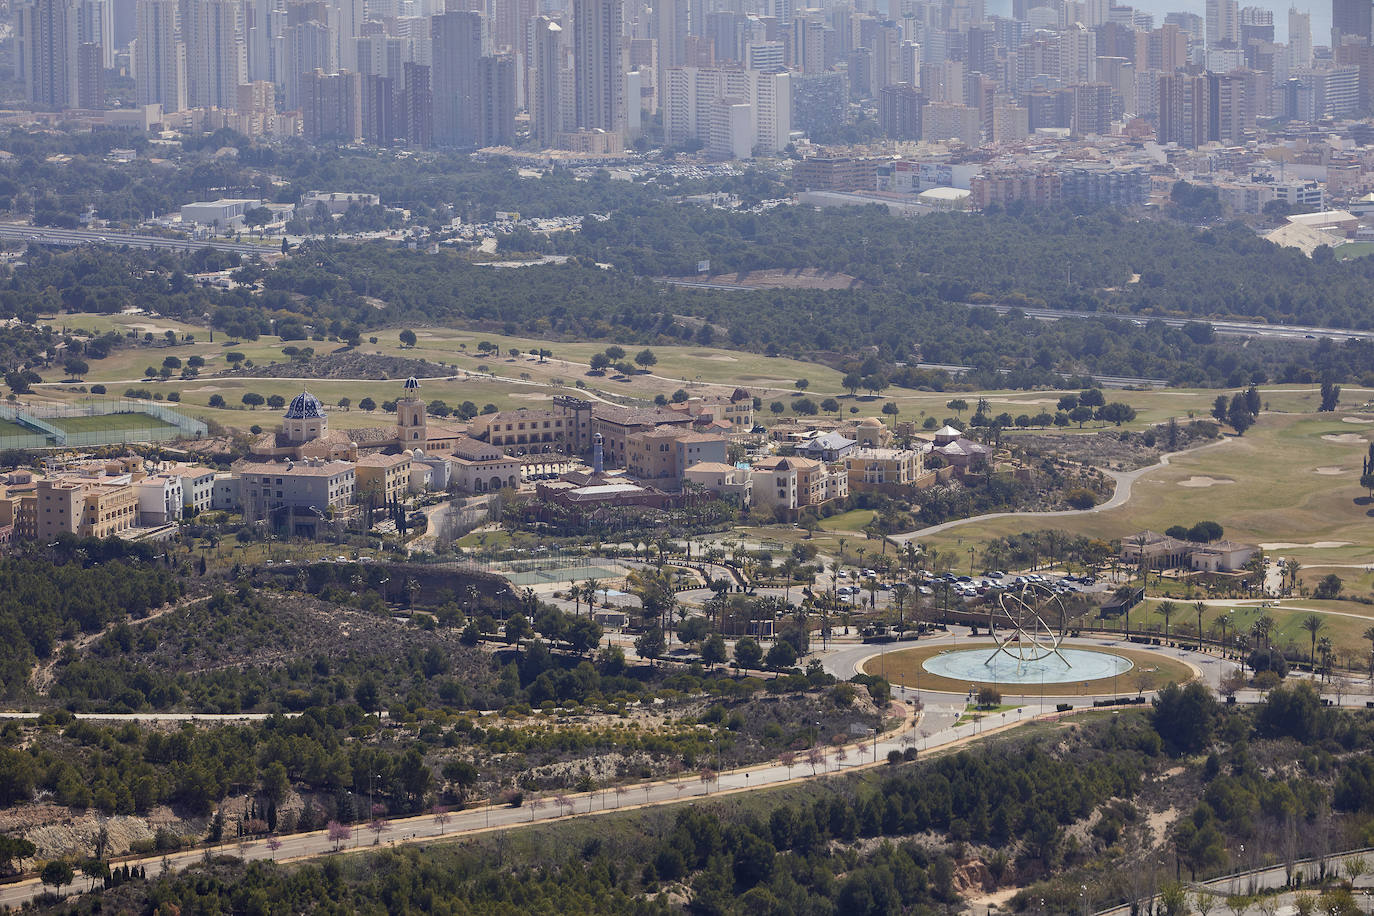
[
  {"xmin": 0, "ymin": 223, "xmax": 271, "ymax": 256},
  {"xmin": 909, "ymin": 361, "xmax": 1167, "ymax": 389},
  {"xmin": 960, "ymin": 300, "xmax": 1374, "ymax": 343},
  {"xmin": 662, "ymin": 278, "xmax": 1374, "ymax": 344}
]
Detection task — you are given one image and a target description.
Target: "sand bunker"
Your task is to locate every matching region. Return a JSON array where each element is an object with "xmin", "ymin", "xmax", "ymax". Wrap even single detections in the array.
[
  {"xmin": 693, "ymin": 354, "xmax": 738, "ymax": 362},
  {"xmin": 510, "ymin": 392, "xmax": 553, "ymax": 401},
  {"xmin": 1314, "ymin": 467, "xmax": 1346, "ymax": 475},
  {"xmin": 184, "ymin": 385, "xmax": 225, "ymax": 393},
  {"xmin": 1322, "ymin": 433, "xmax": 1367, "ymax": 444},
  {"xmin": 1259, "ymin": 541, "xmax": 1353, "ymax": 550},
  {"xmin": 1177, "ymin": 476, "xmax": 1234, "ymax": 488},
  {"xmin": 1344, "ymin": 417, "xmax": 1374, "ymax": 424},
  {"xmin": 998, "ymin": 398, "xmax": 1059, "ymax": 406}
]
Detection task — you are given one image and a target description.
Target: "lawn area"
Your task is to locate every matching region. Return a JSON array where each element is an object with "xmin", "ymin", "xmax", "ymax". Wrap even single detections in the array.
[
  {"xmin": 1129, "ymin": 597, "xmax": 1374, "ymax": 665},
  {"xmin": 0, "ymin": 417, "xmax": 32, "ymax": 438},
  {"xmin": 36, "ymin": 312, "xmax": 1374, "ymax": 433},
  {"xmin": 1335, "ymin": 242, "xmax": 1374, "ymax": 261},
  {"xmin": 919, "ymin": 412, "xmax": 1374, "ymax": 580},
  {"xmin": 819, "ymin": 509, "xmax": 876, "ymax": 532},
  {"xmin": 47, "ymin": 412, "xmax": 177, "ymax": 433},
  {"xmin": 39, "ymin": 375, "xmax": 581, "ymax": 433}
]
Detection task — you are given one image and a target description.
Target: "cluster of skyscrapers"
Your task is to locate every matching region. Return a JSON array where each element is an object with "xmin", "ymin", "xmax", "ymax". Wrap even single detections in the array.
[{"xmin": 9, "ymin": 0, "xmax": 1374, "ymax": 155}]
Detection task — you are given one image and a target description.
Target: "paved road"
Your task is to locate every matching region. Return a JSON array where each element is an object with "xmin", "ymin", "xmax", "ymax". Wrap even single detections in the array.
[
  {"xmin": 1093, "ymin": 848, "xmax": 1374, "ymax": 916},
  {"xmin": 958, "ymin": 301, "xmax": 1374, "ymax": 344},
  {"xmin": 0, "ymin": 223, "xmax": 270, "ymax": 256},
  {"xmin": 890, "ymin": 437, "xmax": 1234, "ymax": 544}
]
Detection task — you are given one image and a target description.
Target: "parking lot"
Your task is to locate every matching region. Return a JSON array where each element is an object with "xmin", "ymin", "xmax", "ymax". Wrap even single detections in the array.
[{"xmin": 818, "ymin": 567, "xmax": 1113, "ymax": 613}]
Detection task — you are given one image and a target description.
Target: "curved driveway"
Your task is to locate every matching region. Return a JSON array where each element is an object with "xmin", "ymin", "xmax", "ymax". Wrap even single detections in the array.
[{"xmin": 891, "ymin": 437, "xmax": 1234, "ymax": 544}]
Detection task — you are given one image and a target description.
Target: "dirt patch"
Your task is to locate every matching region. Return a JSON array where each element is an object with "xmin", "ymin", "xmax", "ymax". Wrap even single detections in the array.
[
  {"xmin": 1314, "ymin": 467, "xmax": 1346, "ymax": 476},
  {"xmin": 1322, "ymin": 433, "xmax": 1367, "ymax": 444},
  {"xmin": 1176, "ymin": 476, "xmax": 1234, "ymax": 488},
  {"xmin": 1146, "ymin": 806, "xmax": 1180, "ymax": 846}
]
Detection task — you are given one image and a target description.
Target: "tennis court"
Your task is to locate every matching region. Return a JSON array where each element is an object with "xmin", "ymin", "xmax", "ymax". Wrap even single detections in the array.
[{"xmin": 504, "ymin": 564, "xmax": 626, "ymax": 586}]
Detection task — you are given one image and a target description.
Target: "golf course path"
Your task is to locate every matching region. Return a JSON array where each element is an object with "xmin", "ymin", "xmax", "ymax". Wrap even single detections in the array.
[{"xmin": 891, "ymin": 437, "xmax": 1234, "ymax": 544}]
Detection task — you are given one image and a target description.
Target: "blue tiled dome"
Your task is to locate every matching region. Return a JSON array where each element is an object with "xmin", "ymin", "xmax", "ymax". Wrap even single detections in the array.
[{"xmin": 285, "ymin": 390, "xmax": 326, "ymax": 419}]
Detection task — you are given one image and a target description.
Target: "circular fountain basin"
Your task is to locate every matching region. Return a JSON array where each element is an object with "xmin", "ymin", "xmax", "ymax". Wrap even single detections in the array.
[{"xmin": 921, "ymin": 647, "xmax": 1134, "ymax": 685}]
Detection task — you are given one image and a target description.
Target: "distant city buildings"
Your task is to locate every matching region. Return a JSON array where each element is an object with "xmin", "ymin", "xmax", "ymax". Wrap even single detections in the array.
[{"xmin": 7, "ymin": 0, "xmax": 1374, "ymax": 165}]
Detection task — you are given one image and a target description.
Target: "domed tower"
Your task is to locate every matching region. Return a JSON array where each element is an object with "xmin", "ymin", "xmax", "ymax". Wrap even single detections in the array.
[
  {"xmin": 396, "ymin": 376, "xmax": 427, "ymax": 444},
  {"xmin": 283, "ymin": 390, "xmax": 327, "ymax": 443}
]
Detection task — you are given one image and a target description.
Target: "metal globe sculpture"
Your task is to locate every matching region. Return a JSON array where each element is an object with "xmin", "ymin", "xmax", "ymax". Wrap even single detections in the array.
[{"xmin": 986, "ymin": 582, "xmax": 1069, "ymax": 674}]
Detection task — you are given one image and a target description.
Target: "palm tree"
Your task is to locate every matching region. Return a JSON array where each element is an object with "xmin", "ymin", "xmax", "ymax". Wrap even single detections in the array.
[
  {"xmin": 902, "ymin": 541, "xmax": 920, "ymax": 575},
  {"xmin": 1195, "ymin": 601, "xmax": 1206, "ymax": 651},
  {"xmin": 1254, "ymin": 613, "xmax": 1274, "ymax": 650},
  {"xmin": 892, "ymin": 583, "xmax": 911, "ymax": 634},
  {"xmin": 862, "ymin": 576, "xmax": 879, "ymax": 611},
  {"xmin": 1317, "ymin": 636, "xmax": 1334, "ymax": 680},
  {"xmin": 780, "ymin": 558, "xmax": 798, "ymax": 606},
  {"xmin": 584, "ymin": 579, "xmax": 601, "ymax": 613},
  {"xmin": 1213, "ymin": 617, "xmax": 1230, "ymax": 658},
  {"xmin": 1285, "ymin": 558, "xmax": 1301, "ymax": 596},
  {"xmin": 1158, "ymin": 600, "xmax": 1176, "ymax": 641},
  {"xmin": 1302, "ymin": 614, "xmax": 1325, "ymax": 666}
]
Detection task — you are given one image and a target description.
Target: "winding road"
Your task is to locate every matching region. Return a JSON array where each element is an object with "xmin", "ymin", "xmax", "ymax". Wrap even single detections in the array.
[{"xmin": 890, "ymin": 437, "xmax": 1235, "ymax": 544}]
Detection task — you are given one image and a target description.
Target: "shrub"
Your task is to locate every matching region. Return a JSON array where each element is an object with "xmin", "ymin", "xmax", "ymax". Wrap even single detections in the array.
[{"xmin": 1065, "ymin": 489, "xmax": 1097, "ymax": 510}]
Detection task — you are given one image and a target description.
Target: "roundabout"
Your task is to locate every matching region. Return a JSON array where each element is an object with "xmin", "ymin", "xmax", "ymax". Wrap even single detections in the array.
[
  {"xmin": 857, "ymin": 582, "xmax": 1197, "ymax": 696},
  {"xmin": 862, "ymin": 642, "xmax": 1197, "ymax": 696}
]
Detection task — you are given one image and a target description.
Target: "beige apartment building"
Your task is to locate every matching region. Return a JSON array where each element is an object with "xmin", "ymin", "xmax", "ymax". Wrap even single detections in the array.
[
  {"xmin": 846, "ymin": 447, "xmax": 924, "ymax": 490},
  {"xmin": 664, "ymin": 390, "xmax": 755, "ymax": 428},
  {"xmin": 626, "ymin": 427, "xmax": 683, "ymax": 484},
  {"xmin": 235, "ymin": 459, "xmax": 356, "ymax": 532},
  {"xmin": 36, "ymin": 476, "xmax": 138, "ymax": 539},
  {"xmin": 628, "ymin": 428, "xmax": 732, "ymax": 487},
  {"xmin": 355, "ymin": 452, "xmax": 413, "ymax": 507},
  {"xmin": 683, "ymin": 462, "xmax": 753, "ymax": 505},
  {"xmin": 751, "ymin": 456, "xmax": 847, "ymax": 513},
  {"xmin": 446, "ymin": 437, "xmax": 523, "ymax": 493}
]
